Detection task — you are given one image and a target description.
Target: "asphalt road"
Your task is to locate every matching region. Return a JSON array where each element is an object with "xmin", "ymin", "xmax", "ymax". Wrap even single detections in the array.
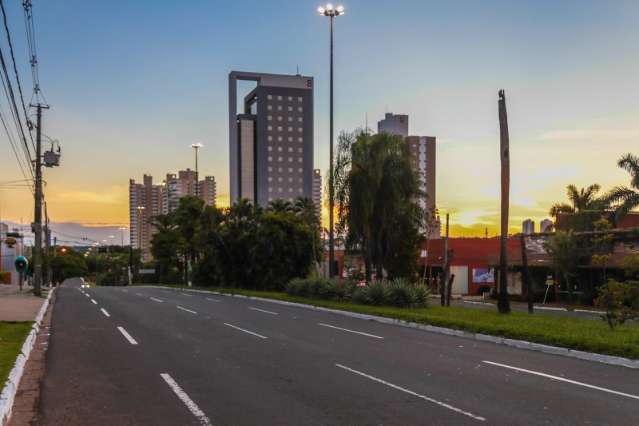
[{"xmin": 38, "ymin": 278, "xmax": 639, "ymax": 425}]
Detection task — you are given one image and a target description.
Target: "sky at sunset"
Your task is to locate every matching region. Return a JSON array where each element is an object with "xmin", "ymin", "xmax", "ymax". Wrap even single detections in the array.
[{"xmin": 0, "ymin": 0, "xmax": 638, "ymax": 243}]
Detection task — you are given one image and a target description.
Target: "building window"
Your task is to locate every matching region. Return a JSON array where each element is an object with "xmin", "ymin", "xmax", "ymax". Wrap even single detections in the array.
[
  {"xmin": 288, "ymin": 157, "xmax": 293, "ymax": 162},
  {"xmin": 288, "ymin": 106, "xmax": 293, "ymax": 112},
  {"xmin": 298, "ymin": 148, "xmax": 303, "ymax": 153},
  {"xmin": 287, "ymin": 126, "xmax": 293, "ymax": 132},
  {"xmin": 268, "ymin": 156, "xmax": 273, "ymax": 162},
  {"xmin": 268, "ymin": 166, "xmax": 272, "ymax": 172},
  {"xmin": 288, "ymin": 147, "xmax": 293, "ymax": 152},
  {"xmin": 277, "ymin": 136, "xmax": 283, "ymax": 142},
  {"xmin": 298, "ymin": 137, "xmax": 303, "ymax": 142},
  {"xmin": 287, "ymin": 117, "xmax": 292, "ymax": 122},
  {"xmin": 288, "ymin": 96, "xmax": 293, "ymax": 101},
  {"xmin": 267, "ymin": 125, "xmax": 272, "ymax": 131},
  {"xmin": 298, "ymin": 168, "xmax": 303, "ymax": 173},
  {"xmin": 267, "ymin": 94, "xmax": 273, "ymax": 100},
  {"xmin": 278, "ymin": 156, "xmax": 283, "ymax": 162},
  {"xmin": 277, "ymin": 116, "xmax": 283, "ymax": 121},
  {"xmin": 288, "ymin": 177, "xmax": 293, "ymax": 182},
  {"xmin": 277, "ymin": 126, "xmax": 283, "ymax": 131},
  {"xmin": 277, "ymin": 105, "xmax": 282, "ymax": 111},
  {"xmin": 297, "ymin": 127, "xmax": 303, "ymax": 132},
  {"xmin": 267, "ymin": 105, "xmax": 272, "ymax": 110},
  {"xmin": 267, "ymin": 115, "xmax": 272, "ymax": 121},
  {"xmin": 298, "ymin": 158, "xmax": 303, "ymax": 163},
  {"xmin": 277, "ymin": 95, "xmax": 283, "ymax": 101},
  {"xmin": 267, "ymin": 135, "xmax": 273, "ymax": 141},
  {"xmin": 278, "ymin": 146, "xmax": 282, "ymax": 152},
  {"xmin": 278, "ymin": 187, "xmax": 283, "ymax": 192},
  {"xmin": 278, "ymin": 167, "xmax": 283, "ymax": 172},
  {"xmin": 298, "ymin": 106, "xmax": 303, "ymax": 112},
  {"xmin": 298, "ymin": 117, "xmax": 303, "ymax": 122},
  {"xmin": 269, "ymin": 187, "xmax": 273, "ymax": 192},
  {"xmin": 268, "ymin": 146, "xmax": 272, "ymax": 151},
  {"xmin": 268, "ymin": 177, "xmax": 273, "ymax": 182},
  {"xmin": 278, "ymin": 177, "xmax": 283, "ymax": 182},
  {"xmin": 298, "ymin": 97, "xmax": 303, "ymax": 102},
  {"xmin": 298, "ymin": 187, "xmax": 303, "ymax": 193},
  {"xmin": 288, "ymin": 167, "xmax": 293, "ymax": 172},
  {"xmin": 288, "ymin": 136, "xmax": 293, "ymax": 142}
]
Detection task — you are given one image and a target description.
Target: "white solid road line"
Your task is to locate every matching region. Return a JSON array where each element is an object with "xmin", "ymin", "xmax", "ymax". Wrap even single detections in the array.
[
  {"xmin": 101, "ymin": 308, "xmax": 110, "ymax": 317},
  {"xmin": 160, "ymin": 373, "xmax": 211, "ymax": 426},
  {"xmin": 91, "ymin": 299, "xmax": 98, "ymax": 305},
  {"xmin": 249, "ymin": 307, "xmax": 278, "ymax": 315},
  {"xmin": 117, "ymin": 326, "xmax": 138, "ymax": 345},
  {"xmin": 180, "ymin": 293, "xmax": 192, "ymax": 297},
  {"xmin": 318, "ymin": 323, "xmax": 384, "ymax": 339},
  {"xmin": 482, "ymin": 361, "xmax": 639, "ymax": 401},
  {"xmin": 177, "ymin": 305, "xmax": 198, "ymax": 315},
  {"xmin": 135, "ymin": 292, "xmax": 143, "ymax": 297},
  {"xmin": 223, "ymin": 322, "xmax": 268, "ymax": 339},
  {"xmin": 205, "ymin": 297, "xmax": 220, "ymax": 303},
  {"xmin": 335, "ymin": 363, "xmax": 486, "ymax": 422},
  {"xmin": 150, "ymin": 297, "xmax": 164, "ymax": 303}
]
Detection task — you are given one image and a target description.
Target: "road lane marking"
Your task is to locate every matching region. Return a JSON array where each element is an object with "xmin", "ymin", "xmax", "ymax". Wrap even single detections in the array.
[
  {"xmin": 223, "ymin": 323, "xmax": 268, "ymax": 339},
  {"xmin": 205, "ymin": 297, "xmax": 220, "ymax": 303},
  {"xmin": 101, "ymin": 308, "xmax": 110, "ymax": 317},
  {"xmin": 482, "ymin": 361, "xmax": 639, "ymax": 401},
  {"xmin": 177, "ymin": 305, "xmax": 198, "ymax": 315},
  {"xmin": 85, "ymin": 293, "xmax": 90, "ymax": 298},
  {"xmin": 335, "ymin": 363, "xmax": 485, "ymax": 421},
  {"xmin": 91, "ymin": 299, "xmax": 98, "ymax": 305},
  {"xmin": 117, "ymin": 326, "xmax": 138, "ymax": 345},
  {"xmin": 160, "ymin": 373, "xmax": 211, "ymax": 426},
  {"xmin": 136, "ymin": 292, "xmax": 143, "ymax": 297},
  {"xmin": 249, "ymin": 307, "xmax": 278, "ymax": 315},
  {"xmin": 150, "ymin": 297, "xmax": 164, "ymax": 303},
  {"xmin": 180, "ymin": 293, "xmax": 192, "ymax": 297},
  {"xmin": 318, "ymin": 323, "xmax": 384, "ymax": 339}
]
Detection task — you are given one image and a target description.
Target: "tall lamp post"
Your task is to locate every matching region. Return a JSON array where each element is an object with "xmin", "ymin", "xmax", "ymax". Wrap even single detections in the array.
[
  {"xmin": 191, "ymin": 142, "xmax": 203, "ymax": 197},
  {"xmin": 318, "ymin": 3, "xmax": 345, "ymax": 278},
  {"xmin": 119, "ymin": 226, "xmax": 127, "ymax": 247}
]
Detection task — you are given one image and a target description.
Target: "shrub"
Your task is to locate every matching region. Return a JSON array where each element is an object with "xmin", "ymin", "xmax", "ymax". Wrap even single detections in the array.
[
  {"xmin": 286, "ymin": 278, "xmax": 310, "ymax": 297},
  {"xmin": 595, "ymin": 279, "xmax": 639, "ymax": 329},
  {"xmin": 386, "ymin": 278, "xmax": 416, "ymax": 307}
]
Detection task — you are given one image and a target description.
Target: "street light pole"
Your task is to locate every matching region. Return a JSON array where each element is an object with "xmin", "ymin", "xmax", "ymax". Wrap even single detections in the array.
[
  {"xmin": 191, "ymin": 142, "xmax": 203, "ymax": 198},
  {"xmin": 318, "ymin": 3, "xmax": 344, "ymax": 278}
]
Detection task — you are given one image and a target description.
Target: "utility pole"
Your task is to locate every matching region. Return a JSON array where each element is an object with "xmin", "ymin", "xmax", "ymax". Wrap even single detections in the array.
[
  {"xmin": 441, "ymin": 213, "xmax": 449, "ymax": 307},
  {"xmin": 497, "ymin": 90, "xmax": 511, "ymax": 314},
  {"xmin": 32, "ymin": 103, "xmax": 48, "ymax": 297},
  {"xmin": 44, "ymin": 205, "xmax": 51, "ymax": 287}
]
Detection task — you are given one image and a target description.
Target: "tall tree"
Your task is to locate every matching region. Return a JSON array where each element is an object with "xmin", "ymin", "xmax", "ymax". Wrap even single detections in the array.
[
  {"xmin": 334, "ymin": 130, "xmax": 424, "ymax": 281},
  {"xmin": 607, "ymin": 153, "xmax": 639, "ymax": 220},
  {"xmin": 267, "ymin": 199, "xmax": 294, "ymax": 214},
  {"xmin": 549, "ymin": 184, "xmax": 607, "ymax": 231}
]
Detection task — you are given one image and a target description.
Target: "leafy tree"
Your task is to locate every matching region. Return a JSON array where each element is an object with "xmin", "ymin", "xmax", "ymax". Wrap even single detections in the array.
[
  {"xmin": 150, "ymin": 214, "xmax": 184, "ymax": 283},
  {"xmin": 620, "ymin": 254, "xmax": 639, "ymax": 279},
  {"xmin": 293, "ymin": 196, "xmax": 322, "ymax": 265},
  {"xmin": 595, "ymin": 279, "xmax": 639, "ymax": 330},
  {"xmin": 334, "ymin": 130, "xmax": 424, "ymax": 281},
  {"xmin": 544, "ymin": 231, "xmax": 580, "ymax": 301},
  {"xmin": 606, "ymin": 153, "xmax": 639, "ymax": 220},
  {"xmin": 50, "ymin": 247, "xmax": 88, "ymax": 283}
]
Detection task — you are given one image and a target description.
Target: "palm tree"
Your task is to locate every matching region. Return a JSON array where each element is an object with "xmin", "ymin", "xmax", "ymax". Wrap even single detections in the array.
[
  {"xmin": 607, "ymin": 153, "xmax": 639, "ymax": 220},
  {"xmin": 267, "ymin": 199, "xmax": 294, "ymax": 214},
  {"xmin": 293, "ymin": 196, "xmax": 322, "ymax": 270},
  {"xmin": 549, "ymin": 184, "xmax": 603, "ymax": 217}
]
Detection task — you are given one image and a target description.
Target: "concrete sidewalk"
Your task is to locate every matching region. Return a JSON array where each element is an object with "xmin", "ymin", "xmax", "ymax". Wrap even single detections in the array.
[{"xmin": 0, "ymin": 284, "xmax": 46, "ymax": 322}]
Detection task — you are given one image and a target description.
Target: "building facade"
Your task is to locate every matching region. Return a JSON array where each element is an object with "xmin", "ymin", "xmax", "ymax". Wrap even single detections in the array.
[
  {"xmin": 130, "ymin": 171, "xmax": 216, "ymax": 261},
  {"xmin": 540, "ymin": 218, "xmax": 553, "ymax": 233},
  {"xmin": 378, "ymin": 113, "xmax": 408, "ymax": 137},
  {"xmin": 229, "ymin": 71, "xmax": 314, "ymax": 207}
]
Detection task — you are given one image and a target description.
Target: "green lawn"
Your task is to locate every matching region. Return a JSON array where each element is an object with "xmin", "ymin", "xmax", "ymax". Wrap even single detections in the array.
[
  {"xmin": 0, "ymin": 322, "xmax": 33, "ymax": 387},
  {"xmin": 145, "ymin": 284, "xmax": 639, "ymax": 360}
]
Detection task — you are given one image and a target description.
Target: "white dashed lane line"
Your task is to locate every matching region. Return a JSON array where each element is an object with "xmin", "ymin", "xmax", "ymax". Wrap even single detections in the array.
[
  {"xmin": 249, "ymin": 307, "xmax": 278, "ymax": 315},
  {"xmin": 117, "ymin": 326, "xmax": 138, "ymax": 345},
  {"xmin": 318, "ymin": 323, "xmax": 384, "ymax": 339},
  {"xmin": 336, "ymin": 363, "xmax": 486, "ymax": 422},
  {"xmin": 177, "ymin": 305, "xmax": 198, "ymax": 315},
  {"xmin": 150, "ymin": 297, "xmax": 164, "ymax": 303},
  {"xmin": 160, "ymin": 373, "xmax": 211, "ymax": 425},
  {"xmin": 482, "ymin": 361, "xmax": 639, "ymax": 401},
  {"xmin": 91, "ymin": 299, "xmax": 98, "ymax": 305},
  {"xmin": 101, "ymin": 308, "xmax": 110, "ymax": 317},
  {"xmin": 223, "ymin": 323, "xmax": 268, "ymax": 339}
]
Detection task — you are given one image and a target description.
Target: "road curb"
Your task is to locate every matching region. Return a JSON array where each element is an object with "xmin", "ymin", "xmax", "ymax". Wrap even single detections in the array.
[
  {"xmin": 0, "ymin": 288, "xmax": 55, "ymax": 426},
  {"xmin": 154, "ymin": 286, "xmax": 639, "ymax": 370}
]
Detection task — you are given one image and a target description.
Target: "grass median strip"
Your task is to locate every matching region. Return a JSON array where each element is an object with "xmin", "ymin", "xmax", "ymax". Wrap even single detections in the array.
[
  {"xmin": 148, "ymin": 285, "xmax": 639, "ymax": 360},
  {"xmin": 0, "ymin": 322, "xmax": 33, "ymax": 387}
]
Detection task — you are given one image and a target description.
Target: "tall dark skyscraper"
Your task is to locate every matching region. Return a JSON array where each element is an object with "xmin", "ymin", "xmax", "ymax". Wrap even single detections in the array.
[{"xmin": 229, "ymin": 71, "xmax": 314, "ymax": 207}]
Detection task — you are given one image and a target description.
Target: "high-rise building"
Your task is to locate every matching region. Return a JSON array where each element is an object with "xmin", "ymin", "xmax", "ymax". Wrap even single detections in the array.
[
  {"xmin": 130, "ymin": 171, "xmax": 216, "ymax": 260},
  {"xmin": 522, "ymin": 219, "xmax": 535, "ymax": 234},
  {"xmin": 200, "ymin": 176, "xmax": 217, "ymax": 207},
  {"xmin": 129, "ymin": 175, "xmax": 164, "ymax": 261},
  {"xmin": 312, "ymin": 169, "xmax": 322, "ymax": 217},
  {"xmin": 540, "ymin": 218, "xmax": 553, "ymax": 233},
  {"xmin": 377, "ymin": 113, "xmax": 408, "ymax": 137},
  {"xmin": 229, "ymin": 71, "xmax": 314, "ymax": 207},
  {"xmin": 377, "ymin": 112, "xmax": 438, "ymax": 237}
]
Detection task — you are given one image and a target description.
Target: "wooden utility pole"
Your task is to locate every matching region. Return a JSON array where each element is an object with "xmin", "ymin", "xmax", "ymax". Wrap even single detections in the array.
[
  {"xmin": 497, "ymin": 90, "xmax": 511, "ymax": 314},
  {"xmin": 32, "ymin": 103, "xmax": 47, "ymax": 297}
]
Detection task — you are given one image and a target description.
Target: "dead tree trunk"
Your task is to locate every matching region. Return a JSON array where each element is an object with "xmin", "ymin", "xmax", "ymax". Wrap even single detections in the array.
[{"xmin": 497, "ymin": 89, "xmax": 511, "ymax": 314}]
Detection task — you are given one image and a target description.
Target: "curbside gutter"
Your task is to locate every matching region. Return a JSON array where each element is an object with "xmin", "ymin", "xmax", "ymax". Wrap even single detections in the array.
[
  {"xmin": 154, "ymin": 286, "xmax": 639, "ymax": 370},
  {"xmin": 0, "ymin": 288, "xmax": 55, "ymax": 426}
]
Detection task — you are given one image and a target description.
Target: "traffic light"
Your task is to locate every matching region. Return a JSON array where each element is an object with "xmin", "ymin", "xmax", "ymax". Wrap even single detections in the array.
[{"xmin": 14, "ymin": 256, "xmax": 28, "ymax": 273}]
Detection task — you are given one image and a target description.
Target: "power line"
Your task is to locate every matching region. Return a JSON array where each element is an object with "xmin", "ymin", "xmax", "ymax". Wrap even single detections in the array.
[
  {"xmin": 22, "ymin": 0, "xmax": 44, "ymax": 105},
  {"xmin": 0, "ymin": 0, "xmax": 34, "ymax": 152}
]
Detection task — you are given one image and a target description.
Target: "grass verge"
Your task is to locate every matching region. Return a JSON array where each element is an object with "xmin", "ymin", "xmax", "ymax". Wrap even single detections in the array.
[
  {"xmin": 0, "ymin": 322, "xmax": 32, "ymax": 387},
  {"xmin": 142, "ymin": 284, "xmax": 639, "ymax": 360}
]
